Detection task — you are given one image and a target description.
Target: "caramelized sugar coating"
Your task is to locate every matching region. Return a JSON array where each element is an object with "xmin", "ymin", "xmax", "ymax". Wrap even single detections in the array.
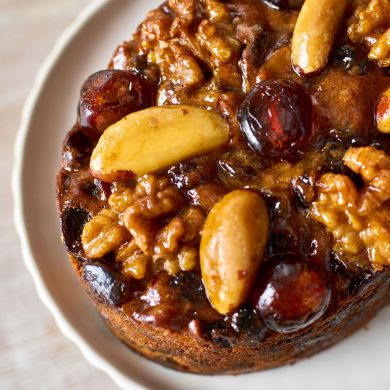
[{"xmin": 57, "ymin": 0, "xmax": 390, "ymax": 374}]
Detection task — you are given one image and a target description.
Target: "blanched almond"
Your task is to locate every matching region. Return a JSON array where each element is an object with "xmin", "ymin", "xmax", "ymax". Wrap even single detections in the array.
[
  {"xmin": 90, "ymin": 105, "xmax": 230, "ymax": 182},
  {"xmin": 292, "ymin": 0, "xmax": 348, "ymax": 76},
  {"xmin": 200, "ymin": 189, "xmax": 269, "ymax": 315}
]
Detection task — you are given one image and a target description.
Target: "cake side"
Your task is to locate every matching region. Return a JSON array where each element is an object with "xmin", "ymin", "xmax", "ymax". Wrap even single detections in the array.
[{"xmin": 68, "ymin": 254, "xmax": 390, "ymax": 374}]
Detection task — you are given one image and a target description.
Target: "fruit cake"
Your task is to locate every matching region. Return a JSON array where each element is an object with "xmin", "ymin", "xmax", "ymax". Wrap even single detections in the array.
[{"xmin": 56, "ymin": 0, "xmax": 390, "ymax": 374}]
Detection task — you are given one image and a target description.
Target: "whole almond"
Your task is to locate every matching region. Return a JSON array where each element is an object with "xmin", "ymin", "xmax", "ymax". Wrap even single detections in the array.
[
  {"xmin": 200, "ymin": 189, "xmax": 269, "ymax": 315},
  {"xmin": 292, "ymin": 0, "xmax": 348, "ymax": 76},
  {"xmin": 90, "ymin": 105, "xmax": 230, "ymax": 182}
]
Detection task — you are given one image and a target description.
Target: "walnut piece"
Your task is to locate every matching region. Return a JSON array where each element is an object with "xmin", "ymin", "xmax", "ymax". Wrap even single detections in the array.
[
  {"xmin": 122, "ymin": 252, "xmax": 150, "ymax": 280},
  {"xmin": 81, "ymin": 209, "xmax": 130, "ymax": 259},
  {"xmin": 108, "ymin": 188, "xmax": 135, "ymax": 213},
  {"xmin": 155, "ymin": 217, "xmax": 186, "ymax": 254},
  {"xmin": 123, "ymin": 177, "xmax": 185, "ymax": 253},
  {"xmin": 311, "ymin": 146, "xmax": 390, "ymax": 268},
  {"xmin": 178, "ymin": 245, "xmax": 198, "ymax": 271},
  {"xmin": 348, "ymin": 0, "xmax": 390, "ymax": 67},
  {"xmin": 81, "ymin": 174, "xmax": 200, "ymax": 279},
  {"xmin": 169, "ymin": 0, "xmax": 196, "ymax": 26},
  {"xmin": 369, "ymin": 28, "xmax": 390, "ymax": 67},
  {"xmin": 197, "ymin": 20, "xmax": 240, "ymax": 64},
  {"xmin": 141, "ymin": 0, "xmax": 241, "ymax": 107}
]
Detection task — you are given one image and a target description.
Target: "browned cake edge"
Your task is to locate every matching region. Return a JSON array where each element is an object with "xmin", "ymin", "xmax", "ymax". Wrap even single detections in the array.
[{"xmin": 68, "ymin": 254, "xmax": 390, "ymax": 374}]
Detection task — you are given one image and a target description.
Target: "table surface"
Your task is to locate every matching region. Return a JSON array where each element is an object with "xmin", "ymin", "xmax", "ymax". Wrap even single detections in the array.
[{"xmin": 0, "ymin": 0, "xmax": 119, "ymax": 388}]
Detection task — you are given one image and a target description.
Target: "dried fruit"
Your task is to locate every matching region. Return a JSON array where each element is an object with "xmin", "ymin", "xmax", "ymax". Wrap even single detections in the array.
[
  {"xmin": 291, "ymin": 0, "xmax": 348, "ymax": 76},
  {"xmin": 61, "ymin": 207, "xmax": 90, "ymax": 259},
  {"xmin": 332, "ymin": 44, "xmax": 368, "ymax": 75},
  {"xmin": 79, "ymin": 70, "xmax": 153, "ymax": 134},
  {"xmin": 254, "ymin": 259, "xmax": 331, "ymax": 333},
  {"xmin": 200, "ymin": 189, "xmax": 269, "ymax": 315},
  {"xmin": 238, "ymin": 79, "xmax": 313, "ymax": 162},
  {"xmin": 260, "ymin": 0, "xmax": 303, "ymax": 10},
  {"xmin": 83, "ymin": 262, "xmax": 131, "ymax": 306},
  {"xmin": 90, "ymin": 105, "xmax": 230, "ymax": 182}
]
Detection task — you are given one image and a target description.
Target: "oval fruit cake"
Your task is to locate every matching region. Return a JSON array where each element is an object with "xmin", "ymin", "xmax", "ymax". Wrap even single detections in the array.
[{"xmin": 57, "ymin": 0, "xmax": 390, "ymax": 374}]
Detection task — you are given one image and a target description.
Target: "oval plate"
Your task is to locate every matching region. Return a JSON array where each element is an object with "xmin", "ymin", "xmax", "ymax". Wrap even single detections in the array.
[{"xmin": 13, "ymin": 0, "xmax": 390, "ymax": 389}]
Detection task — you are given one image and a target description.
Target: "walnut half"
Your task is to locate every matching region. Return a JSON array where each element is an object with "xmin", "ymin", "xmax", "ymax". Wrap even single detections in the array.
[
  {"xmin": 311, "ymin": 146, "xmax": 390, "ymax": 269},
  {"xmin": 348, "ymin": 0, "xmax": 390, "ymax": 68},
  {"xmin": 81, "ymin": 174, "xmax": 202, "ymax": 279}
]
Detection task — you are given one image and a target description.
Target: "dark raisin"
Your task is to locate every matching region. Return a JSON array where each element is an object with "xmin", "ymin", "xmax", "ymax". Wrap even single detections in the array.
[
  {"xmin": 61, "ymin": 207, "xmax": 90, "ymax": 259},
  {"xmin": 82, "ymin": 179, "xmax": 111, "ymax": 201},
  {"xmin": 260, "ymin": 0, "xmax": 303, "ymax": 10},
  {"xmin": 349, "ymin": 272, "xmax": 375, "ymax": 294},
  {"xmin": 203, "ymin": 321, "xmax": 233, "ymax": 348},
  {"xmin": 168, "ymin": 162, "xmax": 204, "ymax": 190},
  {"xmin": 327, "ymin": 249, "xmax": 346, "ymax": 270},
  {"xmin": 83, "ymin": 262, "xmax": 131, "ymax": 306},
  {"xmin": 333, "ymin": 45, "xmax": 368, "ymax": 75},
  {"xmin": 170, "ymin": 272, "xmax": 205, "ymax": 304},
  {"xmin": 230, "ymin": 307, "xmax": 266, "ymax": 339},
  {"xmin": 64, "ymin": 125, "xmax": 94, "ymax": 151},
  {"xmin": 321, "ymin": 140, "xmax": 348, "ymax": 173},
  {"xmin": 292, "ymin": 174, "xmax": 315, "ymax": 208},
  {"xmin": 62, "ymin": 126, "xmax": 95, "ymax": 171},
  {"xmin": 168, "ymin": 157, "xmax": 216, "ymax": 190}
]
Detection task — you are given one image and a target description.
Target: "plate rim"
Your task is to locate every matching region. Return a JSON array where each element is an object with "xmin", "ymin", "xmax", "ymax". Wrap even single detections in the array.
[{"xmin": 11, "ymin": 1, "xmax": 145, "ymax": 389}]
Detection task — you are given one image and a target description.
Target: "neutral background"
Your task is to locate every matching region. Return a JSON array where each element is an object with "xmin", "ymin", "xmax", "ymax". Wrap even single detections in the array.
[{"xmin": 0, "ymin": 0, "xmax": 118, "ymax": 388}]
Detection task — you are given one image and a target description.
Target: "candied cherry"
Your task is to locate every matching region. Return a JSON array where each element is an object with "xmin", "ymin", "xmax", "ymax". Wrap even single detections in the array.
[
  {"xmin": 79, "ymin": 69, "xmax": 154, "ymax": 134},
  {"xmin": 254, "ymin": 259, "xmax": 331, "ymax": 333},
  {"xmin": 238, "ymin": 79, "xmax": 314, "ymax": 162},
  {"xmin": 260, "ymin": 0, "xmax": 303, "ymax": 10}
]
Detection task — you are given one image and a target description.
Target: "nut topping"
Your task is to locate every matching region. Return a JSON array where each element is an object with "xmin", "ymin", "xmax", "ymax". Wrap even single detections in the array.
[
  {"xmin": 292, "ymin": 0, "xmax": 348, "ymax": 76},
  {"xmin": 81, "ymin": 174, "xmax": 202, "ymax": 279},
  {"xmin": 90, "ymin": 105, "xmax": 230, "ymax": 182},
  {"xmin": 81, "ymin": 209, "xmax": 130, "ymax": 259},
  {"xmin": 200, "ymin": 189, "xmax": 269, "ymax": 315},
  {"xmin": 311, "ymin": 146, "xmax": 390, "ymax": 268},
  {"xmin": 348, "ymin": 0, "xmax": 390, "ymax": 68}
]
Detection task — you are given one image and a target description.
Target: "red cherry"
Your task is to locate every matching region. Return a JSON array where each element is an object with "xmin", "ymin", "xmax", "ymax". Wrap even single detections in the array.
[
  {"xmin": 238, "ymin": 79, "xmax": 314, "ymax": 162},
  {"xmin": 254, "ymin": 259, "xmax": 331, "ymax": 333},
  {"xmin": 79, "ymin": 70, "xmax": 154, "ymax": 134}
]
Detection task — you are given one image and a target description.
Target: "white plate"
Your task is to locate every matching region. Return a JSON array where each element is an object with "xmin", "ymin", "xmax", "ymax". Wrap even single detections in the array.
[{"xmin": 13, "ymin": 0, "xmax": 390, "ymax": 389}]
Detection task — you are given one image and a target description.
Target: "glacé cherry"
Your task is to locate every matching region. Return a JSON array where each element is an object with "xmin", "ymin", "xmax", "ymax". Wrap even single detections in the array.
[
  {"xmin": 79, "ymin": 69, "xmax": 154, "ymax": 134},
  {"xmin": 238, "ymin": 79, "xmax": 314, "ymax": 162},
  {"xmin": 254, "ymin": 259, "xmax": 331, "ymax": 333}
]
